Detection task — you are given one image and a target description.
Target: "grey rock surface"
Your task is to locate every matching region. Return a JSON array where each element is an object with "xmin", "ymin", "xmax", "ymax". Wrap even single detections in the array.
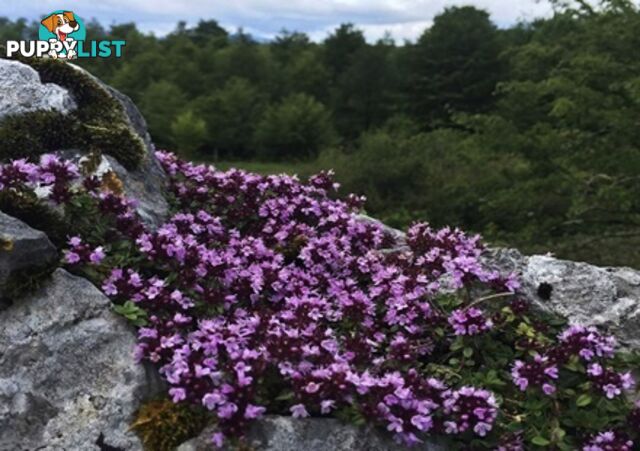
[
  {"xmin": 178, "ymin": 416, "xmax": 449, "ymax": 451},
  {"xmin": 0, "ymin": 211, "xmax": 57, "ymax": 299},
  {"xmin": 485, "ymin": 248, "xmax": 640, "ymax": 348},
  {"xmin": 105, "ymin": 154, "xmax": 168, "ymax": 228},
  {"xmin": 0, "ymin": 59, "xmax": 76, "ymax": 121},
  {"xmin": 0, "ymin": 269, "xmax": 156, "ymax": 451}
]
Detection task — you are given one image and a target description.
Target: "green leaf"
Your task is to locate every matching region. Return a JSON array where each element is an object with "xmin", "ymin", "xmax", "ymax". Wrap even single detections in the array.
[
  {"xmin": 576, "ymin": 394, "xmax": 592, "ymax": 407},
  {"xmin": 450, "ymin": 337, "xmax": 464, "ymax": 351},
  {"xmin": 113, "ymin": 301, "xmax": 148, "ymax": 326},
  {"xmin": 463, "ymin": 347, "xmax": 474, "ymax": 358},
  {"xmin": 531, "ymin": 436, "xmax": 551, "ymax": 447},
  {"xmin": 275, "ymin": 391, "xmax": 294, "ymax": 401}
]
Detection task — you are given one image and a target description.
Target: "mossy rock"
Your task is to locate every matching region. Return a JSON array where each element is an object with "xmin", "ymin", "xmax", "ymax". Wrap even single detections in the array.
[
  {"xmin": 0, "ymin": 55, "xmax": 144, "ymax": 170},
  {"xmin": 0, "ymin": 111, "xmax": 81, "ymax": 161},
  {"xmin": 0, "ymin": 190, "xmax": 70, "ymax": 247}
]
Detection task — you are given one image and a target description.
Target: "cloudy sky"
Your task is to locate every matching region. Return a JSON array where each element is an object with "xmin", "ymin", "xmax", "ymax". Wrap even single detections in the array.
[{"xmin": 3, "ymin": 0, "xmax": 553, "ymax": 42}]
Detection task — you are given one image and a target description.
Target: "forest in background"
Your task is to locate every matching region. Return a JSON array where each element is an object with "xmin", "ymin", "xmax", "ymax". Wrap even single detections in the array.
[{"xmin": 2, "ymin": 0, "xmax": 640, "ymax": 267}]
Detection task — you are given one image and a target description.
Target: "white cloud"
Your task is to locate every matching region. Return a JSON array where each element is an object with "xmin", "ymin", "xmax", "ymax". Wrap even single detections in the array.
[{"xmin": 3, "ymin": 0, "xmax": 554, "ymax": 42}]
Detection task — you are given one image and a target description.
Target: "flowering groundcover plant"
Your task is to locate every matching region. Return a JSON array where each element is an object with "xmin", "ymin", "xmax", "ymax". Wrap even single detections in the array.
[{"xmin": 1, "ymin": 152, "xmax": 638, "ymax": 450}]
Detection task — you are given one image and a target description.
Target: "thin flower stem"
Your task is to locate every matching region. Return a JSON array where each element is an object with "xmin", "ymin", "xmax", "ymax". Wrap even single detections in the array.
[{"xmin": 464, "ymin": 291, "xmax": 514, "ymax": 311}]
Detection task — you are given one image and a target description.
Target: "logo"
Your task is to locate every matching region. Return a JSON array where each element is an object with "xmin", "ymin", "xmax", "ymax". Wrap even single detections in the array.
[{"xmin": 5, "ymin": 10, "xmax": 125, "ymax": 59}]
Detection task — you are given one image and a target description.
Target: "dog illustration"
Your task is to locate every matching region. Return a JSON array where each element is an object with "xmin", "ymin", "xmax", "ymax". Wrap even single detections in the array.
[
  {"xmin": 41, "ymin": 11, "xmax": 79, "ymax": 59},
  {"xmin": 41, "ymin": 11, "xmax": 79, "ymax": 41}
]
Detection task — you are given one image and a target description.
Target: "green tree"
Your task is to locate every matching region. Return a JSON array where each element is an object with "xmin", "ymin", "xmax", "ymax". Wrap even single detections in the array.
[
  {"xmin": 333, "ymin": 41, "xmax": 401, "ymax": 137},
  {"xmin": 186, "ymin": 19, "xmax": 228, "ymax": 45},
  {"xmin": 272, "ymin": 30, "xmax": 311, "ymax": 65},
  {"xmin": 171, "ymin": 110, "xmax": 207, "ymax": 157},
  {"xmin": 193, "ymin": 77, "xmax": 266, "ymax": 159},
  {"xmin": 212, "ymin": 29, "xmax": 274, "ymax": 88},
  {"xmin": 254, "ymin": 94, "xmax": 335, "ymax": 160},
  {"xmin": 323, "ymin": 23, "xmax": 366, "ymax": 79},
  {"xmin": 138, "ymin": 81, "xmax": 186, "ymax": 147},
  {"xmin": 411, "ymin": 6, "xmax": 504, "ymax": 126},
  {"xmin": 281, "ymin": 48, "xmax": 330, "ymax": 100}
]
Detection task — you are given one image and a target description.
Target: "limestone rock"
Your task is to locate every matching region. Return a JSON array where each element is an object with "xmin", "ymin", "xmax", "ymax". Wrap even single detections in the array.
[
  {"xmin": 0, "ymin": 211, "xmax": 57, "ymax": 299},
  {"xmin": 484, "ymin": 248, "xmax": 640, "ymax": 348},
  {"xmin": 0, "ymin": 59, "xmax": 76, "ymax": 121},
  {"xmin": 177, "ymin": 416, "xmax": 449, "ymax": 451},
  {"xmin": 0, "ymin": 269, "xmax": 156, "ymax": 450}
]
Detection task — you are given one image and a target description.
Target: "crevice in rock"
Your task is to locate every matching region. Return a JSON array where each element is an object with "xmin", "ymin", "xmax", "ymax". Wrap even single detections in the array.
[
  {"xmin": 537, "ymin": 282, "xmax": 553, "ymax": 300},
  {"xmin": 95, "ymin": 433, "xmax": 124, "ymax": 451}
]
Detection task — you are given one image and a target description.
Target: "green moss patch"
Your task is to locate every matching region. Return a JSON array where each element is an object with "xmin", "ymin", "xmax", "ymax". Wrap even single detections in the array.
[
  {"xmin": 130, "ymin": 399, "xmax": 212, "ymax": 451},
  {"xmin": 0, "ymin": 55, "xmax": 144, "ymax": 170},
  {"xmin": 0, "ymin": 190, "xmax": 69, "ymax": 246}
]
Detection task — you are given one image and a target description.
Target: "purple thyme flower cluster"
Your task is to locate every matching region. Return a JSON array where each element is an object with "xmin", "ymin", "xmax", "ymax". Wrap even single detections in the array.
[
  {"xmin": 442, "ymin": 386, "xmax": 498, "ymax": 437},
  {"xmin": 0, "ymin": 158, "xmax": 38, "ymax": 190},
  {"xmin": 512, "ymin": 324, "xmax": 633, "ymax": 400},
  {"xmin": 405, "ymin": 223, "xmax": 520, "ymax": 291},
  {"xmin": 556, "ymin": 325, "xmax": 617, "ymax": 362},
  {"xmin": 4, "ymin": 152, "xmax": 638, "ymax": 448},
  {"xmin": 0, "ymin": 154, "xmax": 79, "ymax": 203},
  {"xmin": 511, "ymin": 354, "xmax": 559, "ymax": 395},
  {"xmin": 448, "ymin": 307, "xmax": 493, "ymax": 336},
  {"xmin": 586, "ymin": 363, "xmax": 635, "ymax": 399},
  {"xmin": 582, "ymin": 430, "xmax": 634, "ymax": 451},
  {"xmin": 37, "ymin": 154, "xmax": 81, "ymax": 203},
  {"xmin": 496, "ymin": 431, "xmax": 525, "ymax": 451},
  {"xmin": 63, "ymin": 236, "xmax": 105, "ymax": 265},
  {"xmin": 0, "ymin": 155, "xmax": 146, "ymax": 266},
  {"xmin": 96, "ymin": 151, "xmax": 523, "ymax": 447},
  {"xmin": 96, "ymin": 192, "xmax": 144, "ymax": 239}
]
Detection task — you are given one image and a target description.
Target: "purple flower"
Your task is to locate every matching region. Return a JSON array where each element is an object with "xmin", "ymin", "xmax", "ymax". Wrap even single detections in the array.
[
  {"xmin": 448, "ymin": 307, "xmax": 493, "ymax": 336},
  {"xmin": 582, "ymin": 430, "xmax": 634, "ymax": 451},
  {"xmin": 290, "ymin": 404, "xmax": 309, "ymax": 418},
  {"xmin": 442, "ymin": 386, "xmax": 498, "ymax": 437},
  {"xmin": 169, "ymin": 387, "xmax": 186, "ymax": 402},
  {"xmin": 511, "ymin": 354, "xmax": 558, "ymax": 396},
  {"xmin": 553, "ymin": 325, "xmax": 616, "ymax": 364},
  {"xmin": 244, "ymin": 404, "xmax": 266, "ymax": 419},
  {"xmin": 320, "ymin": 400, "xmax": 335, "ymax": 414},
  {"xmin": 211, "ymin": 432, "xmax": 225, "ymax": 448},
  {"xmin": 587, "ymin": 364, "xmax": 635, "ymax": 399},
  {"xmin": 89, "ymin": 246, "xmax": 105, "ymax": 264},
  {"xmin": 64, "ymin": 251, "xmax": 81, "ymax": 264}
]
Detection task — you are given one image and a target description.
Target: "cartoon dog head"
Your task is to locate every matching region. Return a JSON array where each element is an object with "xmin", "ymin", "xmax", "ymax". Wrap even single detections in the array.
[{"xmin": 41, "ymin": 11, "xmax": 79, "ymax": 41}]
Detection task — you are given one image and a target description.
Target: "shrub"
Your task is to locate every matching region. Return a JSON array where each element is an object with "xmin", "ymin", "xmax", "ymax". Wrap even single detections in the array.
[
  {"xmin": 0, "ymin": 152, "xmax": 638, "ymax": 450},
  {"xmin": 192, "ymin": 77, "xmax": 266, "ymax": 160},
  {"xmin": 254, "ymin": 93, "xmax": 335, "ymax": 160},
  {"xmin": 171, "ymin": 110, "xmax": 207, "ymax": 158}
]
